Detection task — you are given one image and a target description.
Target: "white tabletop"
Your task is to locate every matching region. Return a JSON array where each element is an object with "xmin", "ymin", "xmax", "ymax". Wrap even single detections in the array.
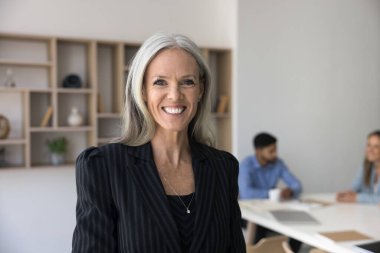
[{"xmin": 239, "ymin": 193, "xmax": 380, "ymax": 253}]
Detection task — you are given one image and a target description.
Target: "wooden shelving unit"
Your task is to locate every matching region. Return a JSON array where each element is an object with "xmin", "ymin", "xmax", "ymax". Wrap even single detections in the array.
[{"xmin": 0, "ymin": 33, "xmax": 232, "ymax": 169}]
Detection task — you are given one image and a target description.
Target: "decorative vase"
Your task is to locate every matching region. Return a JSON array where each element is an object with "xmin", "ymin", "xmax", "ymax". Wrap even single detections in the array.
[
  {"xmin": 67, "ymin": 107, "xmax": 83, "ymax": 127},
  {"xmin": 50, "ymin": 153, "xmax": 65, "ymax": 165}
]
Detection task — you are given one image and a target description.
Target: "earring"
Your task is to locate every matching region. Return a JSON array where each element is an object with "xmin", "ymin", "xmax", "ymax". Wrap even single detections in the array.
[{"xmin": 198, "ymin": 97, "xmax": 202, "ymax": 102}]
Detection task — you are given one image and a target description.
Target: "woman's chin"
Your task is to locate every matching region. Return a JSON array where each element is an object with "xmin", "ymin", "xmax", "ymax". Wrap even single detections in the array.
[{"xmin": 156, "ymin": 124, "xmax": 188, "ymax": 134}]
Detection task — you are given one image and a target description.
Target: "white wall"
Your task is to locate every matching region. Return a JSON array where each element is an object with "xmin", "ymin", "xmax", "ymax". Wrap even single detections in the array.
[
  {"xmin": 0, "ymin": 0, "xmax": 236, "ymax": 48},
  {"xmin": 0, "ymin": 1, "xmax": 236, "ymax": 253},
  {"xmin": 235, "ymin": 0, "xmax": 380, "ymax": 193},
  {"xmin": 0, "ymin": 168, "xmax": 76, "ymax": 253}
]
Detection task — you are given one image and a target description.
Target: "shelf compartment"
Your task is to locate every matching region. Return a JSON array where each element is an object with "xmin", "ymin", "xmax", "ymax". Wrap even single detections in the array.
[
  {"xmin": 30, "ymin": 131, "xmax": 89, "ymax": 167},
  {"xmin": 30, "ymin": 92, "xmax": 53, "ymax": 127},
  {"xmin": 0, "ymin": 65, "xmax": 50, "ymax": 89},
  {"xmin": 57, "ymin": 40, "xmax": 92, "ymax": 89},
  {"xmin": 0, "ymin": 144, "xmax": 26, "ymax": 169},
  {"xmin": 124, "ymin": 44, "xmax": 139, "ymax": 68},
  {"xmin": 0, "ymin": 92, "xmax": 26, "ymax": 139},
  {"xmin": 57, "ymin": 93, "xmax": 91, "ymax": 127},
  {"xmin": 97, "ymin": 117, "xmax": 121, "ymax": 140},
  {"xmin": 0, "ymin": 37, "xmax": 50, "ymax": 63},
  {"xmin": 97, "ymin": 43, "xmax": 123, "ymax": 114}
]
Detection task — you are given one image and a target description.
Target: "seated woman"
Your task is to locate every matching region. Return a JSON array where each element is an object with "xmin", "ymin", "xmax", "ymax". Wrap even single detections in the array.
[{"xmin": 337, "ymin": 130, "xmax": 380, "ymax": 203}]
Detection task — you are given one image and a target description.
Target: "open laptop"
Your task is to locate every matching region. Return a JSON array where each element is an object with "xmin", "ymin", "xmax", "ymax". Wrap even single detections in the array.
[{"xmin": 270, "ymin": 210, "xmax": 320, "ymax": 224}]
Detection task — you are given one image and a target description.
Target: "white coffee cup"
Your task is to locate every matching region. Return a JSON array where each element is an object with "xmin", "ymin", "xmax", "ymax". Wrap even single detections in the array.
[{"xmin": 269, "ymin": 188, "xmax": 281, "ymax": 202}]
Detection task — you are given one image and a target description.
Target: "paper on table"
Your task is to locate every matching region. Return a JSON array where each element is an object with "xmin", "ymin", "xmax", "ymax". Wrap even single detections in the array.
[
  {"xmin": 239, "ymin": 199, "xmax": 324, "ymax": 213},
  {"xmin": 317, "ymin": 230, "xmax": 372, "ymax": 244}
]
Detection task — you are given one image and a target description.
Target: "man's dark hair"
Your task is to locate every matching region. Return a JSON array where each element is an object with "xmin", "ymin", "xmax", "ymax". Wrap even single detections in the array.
[{"xmin": 253, "ymin": 132, "xmax": 277, "ymax": 149}]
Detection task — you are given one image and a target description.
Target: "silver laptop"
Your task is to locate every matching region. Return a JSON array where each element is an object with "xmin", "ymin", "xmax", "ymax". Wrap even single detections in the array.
[{"xmin": 270, "ymin": 210, "xmax": 320, "ymax": 224}]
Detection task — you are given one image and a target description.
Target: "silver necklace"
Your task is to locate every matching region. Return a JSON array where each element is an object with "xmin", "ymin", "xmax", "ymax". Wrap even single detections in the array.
[{"xmin": 161, "ymin": 175, "xmax": 195, "ymax": 214}]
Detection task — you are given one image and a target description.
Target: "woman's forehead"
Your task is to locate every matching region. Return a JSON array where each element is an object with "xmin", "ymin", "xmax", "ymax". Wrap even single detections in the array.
[{"xmin": 145, "ymin": 48, "xmax": 199, "ymax": 76}]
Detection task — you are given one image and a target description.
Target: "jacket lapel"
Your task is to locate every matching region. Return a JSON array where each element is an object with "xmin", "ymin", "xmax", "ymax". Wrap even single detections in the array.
[
  {"xmin": 189, "ymin": 142, "xmax": 216, "ymax": 253},
  {"xmin": 126, "ymin": 143, "xmax": 181, "ymax": 253}
]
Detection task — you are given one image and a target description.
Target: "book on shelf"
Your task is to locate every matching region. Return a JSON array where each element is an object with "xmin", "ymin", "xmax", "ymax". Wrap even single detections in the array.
[
  {"xmin": 216, "ymin": 95, "xmax": 229, "ymax": 114},
  {"xmin": 40, "ymin": 106, "xmax": 53, "ymax": 127},
  {"xmin": 97, "ymin": 93, "xmax": 105, "ymax": 113}
]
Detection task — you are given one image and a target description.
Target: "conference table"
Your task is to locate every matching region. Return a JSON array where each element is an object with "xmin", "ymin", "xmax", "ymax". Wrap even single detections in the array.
[{"xmin": 239, "ymin": 194, "xmax": 380, "ymax": 253}]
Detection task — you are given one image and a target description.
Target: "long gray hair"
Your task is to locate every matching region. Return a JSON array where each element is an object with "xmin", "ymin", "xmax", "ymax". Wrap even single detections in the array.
[{"xmin": 118, "ymin": 33, "xmax": 215, "ymax": 147}]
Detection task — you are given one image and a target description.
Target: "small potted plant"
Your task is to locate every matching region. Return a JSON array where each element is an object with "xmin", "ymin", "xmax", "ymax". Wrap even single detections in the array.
[{"xmin": 46, "ymin": 137, "xmax": 67, "ymax": 165}]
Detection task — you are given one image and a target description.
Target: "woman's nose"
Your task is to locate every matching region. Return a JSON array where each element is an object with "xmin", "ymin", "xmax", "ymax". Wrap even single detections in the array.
[{"xmin": 167, "ymin": 84, "xmax": 183, "ymax": 100}]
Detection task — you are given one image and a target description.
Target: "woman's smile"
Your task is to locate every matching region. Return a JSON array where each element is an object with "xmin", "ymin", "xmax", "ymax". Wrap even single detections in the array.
[{"xmin": 162, "ymin": 106, "xmax": 187, "ymax": 115}]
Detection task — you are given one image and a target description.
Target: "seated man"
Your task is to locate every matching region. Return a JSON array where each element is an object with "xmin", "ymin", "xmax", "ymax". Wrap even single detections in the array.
[{"xmin": 239, "ymin": 132, "xmax": 303, "ymax": 252}]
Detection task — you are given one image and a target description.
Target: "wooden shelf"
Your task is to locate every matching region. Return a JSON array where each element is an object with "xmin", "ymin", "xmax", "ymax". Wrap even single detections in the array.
[
  {"xmin": 55, "ymin": 126, "xmax": 93, "ymax": 132},
  {"xmin": 29, "ymin": 127, "xmax": 54, "ymax": 132},
  {"xmin": 30, "ymin": 163, "xmax": 75, "ymax": 169},
  {"xmin": 0, "ymin": 87, "xmax": 28, "ymax": 93},
  {"xmin": 97, "ymin": 113, "xmax": 121, "ymax": 118},
  {"xmin": 0, "ymin": 33, "xmax": 232, "ymax": 169},
  {"xmin": 0, "ymin": 59, "xmax": 52, "ymax": 67},
  {"xmin": 0, "ymin": 139, "xmax": 26, "ymax": 145},
  {"xmin": 212, "ymin": 113, "xmax": 231, "ymax": 119},
  {"xmin": 0, "ymin": 165, "xmax": 27, "ymax": 170},
  {"xmin": 30, "ymin": 126, "xmax": 93, "ymax": 132},
  {"xmin": 28, "ymin": 88, "xmax": 53, "ymax": 93},
  {"xmin": 0, "ymin": 87, "xmax": 52, "ymax": 93},
  {"xmin": 56, "ymin": 88, "xmax": 93, "ymax": 94},
  {"xmin": 97, "ymin": 137, "xmax": 116, "ymax": 143}
]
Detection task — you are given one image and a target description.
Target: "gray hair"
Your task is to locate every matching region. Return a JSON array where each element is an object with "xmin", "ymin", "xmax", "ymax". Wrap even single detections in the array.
[{"xmin": 118, "ymin": 32, "xmax": 215, "ymax": 146}]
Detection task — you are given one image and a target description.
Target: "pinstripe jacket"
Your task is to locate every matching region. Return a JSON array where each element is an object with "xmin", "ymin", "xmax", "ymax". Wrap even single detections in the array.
[{"xmin": 72, "ymin": 140, "xmax": 246, "ymax": 253}]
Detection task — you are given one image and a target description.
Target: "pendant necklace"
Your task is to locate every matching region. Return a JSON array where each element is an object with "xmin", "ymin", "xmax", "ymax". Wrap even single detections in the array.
[{"xmin": 161, "ymin": 174, "xmax": 194, "ymax": 214}]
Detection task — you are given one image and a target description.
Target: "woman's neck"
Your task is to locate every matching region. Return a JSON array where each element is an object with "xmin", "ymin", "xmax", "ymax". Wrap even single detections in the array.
[{"xmin": 151, "ymin": 128, "xmax": 191, "ymax": 169}]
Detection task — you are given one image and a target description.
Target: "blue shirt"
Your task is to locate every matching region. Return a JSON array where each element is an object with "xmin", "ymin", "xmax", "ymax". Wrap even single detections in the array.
[
  {"xmin": 238, "ymin": 155, "xmax": 302, "ymax": 199},
  {"xmin": 352, "ymin": 166, "xmax": 380, "ymax": 204}
]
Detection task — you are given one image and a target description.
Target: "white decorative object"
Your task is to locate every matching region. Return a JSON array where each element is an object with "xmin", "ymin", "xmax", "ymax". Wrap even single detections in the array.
[
  {"xmin": 51, "ymin": 153, "xmax": 65, "ymax": 165},
  {"xmin": 269, "ymin": 188, "xmax": 281, "ymax": 202},
  {"xmin": 4, "ymin": 68, "xmax": 16, "ymax": 87},
  {"xmin": 67, "ymin": 107, "xmax": 83, "ymax": 127}
]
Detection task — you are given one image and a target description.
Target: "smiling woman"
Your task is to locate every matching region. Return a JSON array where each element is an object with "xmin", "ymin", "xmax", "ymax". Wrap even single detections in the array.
[
  {"xmin": 337, "ymin": 130, "xmax": 380, "ymax": 204},
  {"xmin": 121, "ymin": 33, "xmax": 214, "ymax": 147},
  {"xmin": 71, "ymin": 33, "xmax": 246, "ymax": 253}
]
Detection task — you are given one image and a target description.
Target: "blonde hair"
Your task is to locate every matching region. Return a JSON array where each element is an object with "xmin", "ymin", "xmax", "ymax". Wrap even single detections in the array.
[{"xmin": 118, "ymin": 33, "xmax": 215, "ymax": 146}]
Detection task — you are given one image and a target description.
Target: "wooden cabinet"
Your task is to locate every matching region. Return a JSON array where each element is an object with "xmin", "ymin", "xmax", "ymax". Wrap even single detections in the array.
[{"xmin": 0, "ymin": 33, "xmax": 232, "ymax": 169}]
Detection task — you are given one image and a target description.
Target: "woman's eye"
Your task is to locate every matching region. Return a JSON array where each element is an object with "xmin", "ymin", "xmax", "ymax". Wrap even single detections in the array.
[
  {"xmin": 182, "ymin": 79, "xmax": 195, "ymax": 86},
  {"xmin": 153, "ymin": 79, "xmax": 166, "ymax": 86}
]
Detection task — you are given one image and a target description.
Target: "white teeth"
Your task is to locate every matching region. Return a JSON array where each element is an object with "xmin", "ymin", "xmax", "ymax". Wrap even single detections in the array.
[{"xmin": 163, "ymin": 107, "xmax": 185, "ymax": 114}]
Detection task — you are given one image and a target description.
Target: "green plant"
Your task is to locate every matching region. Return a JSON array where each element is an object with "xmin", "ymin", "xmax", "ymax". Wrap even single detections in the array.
[{"xmin": 46, "ymin": 137, "xmax": 67, "ymax": 154}]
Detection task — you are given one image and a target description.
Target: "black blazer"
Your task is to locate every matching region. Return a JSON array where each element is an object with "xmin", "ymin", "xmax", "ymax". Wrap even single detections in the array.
[{"xmin": 72, "ymin": 140, "xmax": 246, "ymax": 253}]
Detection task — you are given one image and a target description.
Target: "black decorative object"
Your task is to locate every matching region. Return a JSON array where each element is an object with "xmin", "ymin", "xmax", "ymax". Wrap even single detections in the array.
[{"xmin": 62, "ymin": 74, "xmax": 82, "ymax": 88}]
